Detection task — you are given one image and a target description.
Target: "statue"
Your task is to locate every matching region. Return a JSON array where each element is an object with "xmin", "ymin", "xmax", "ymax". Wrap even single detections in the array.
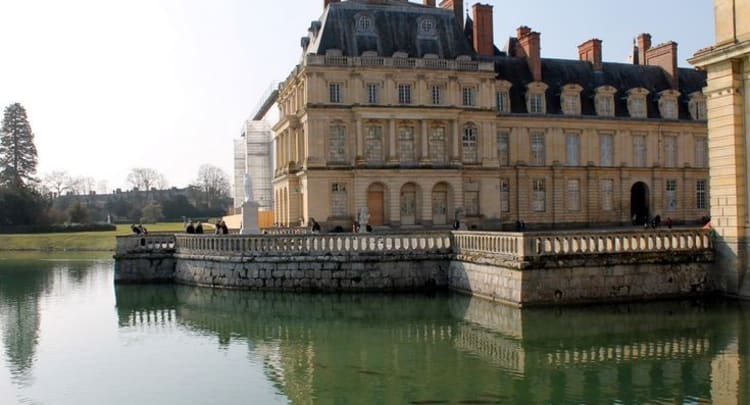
[
  {"xmin": 357, "ymin": 207, "xmax": 370, "ymax": 233},
  {"xmin": 243, "ymin": 172, "xmax": 254, "ymax": 202}
]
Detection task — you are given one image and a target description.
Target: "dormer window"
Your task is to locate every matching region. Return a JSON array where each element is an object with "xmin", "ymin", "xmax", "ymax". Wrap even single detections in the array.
[
  {"xmin": 626, "ymin": 88, "xmax": 650, "ymax": 118},
  {"xmin": 355, "ymin": 15, "xmax": 374, "ymax": 34},
  {"xmin": 658, "ymin": 90, "xmax": 681, "ymax": 120},
  {"xmin": 526, "ymin": 82, "xmax": 548, "ymax": 114},
  {"xmin": 418, "ymin": 17, "xmax": 436, "ymax": 37},
  {"xmin": 495, "ymin": 80, "xmax": 512, "ymax": 113},
  {"xmin": 689, "ymin": 91, "xmax": 707, "ymax": 121},
  {"xmin": 594, "ymin": 85, "xmax": 617, "ymax": 117},
  {"xmin": 560, "ymin": 84, "xmax": 583, "ymax": 116}
]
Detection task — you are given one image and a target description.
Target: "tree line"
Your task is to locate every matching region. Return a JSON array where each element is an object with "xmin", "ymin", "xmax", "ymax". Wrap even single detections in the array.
[{"xmin": 0, "ymin": 102, "xmax": 233, "ymax": 227}]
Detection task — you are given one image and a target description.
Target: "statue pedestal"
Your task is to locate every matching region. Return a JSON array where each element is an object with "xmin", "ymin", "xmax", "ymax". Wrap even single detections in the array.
[{"xmin": 240, "ymin": 201, "xmax": 260, "ymax": 235}]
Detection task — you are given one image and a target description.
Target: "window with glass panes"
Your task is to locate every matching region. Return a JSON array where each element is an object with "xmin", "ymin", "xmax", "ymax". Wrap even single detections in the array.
[
  {"xmin": 530, "ymin": 133, "xmax": 545, "ymax": 165},
  {"xmin": 566, "ymin": 134, "xmax": 580, "ymax": 166},
  {"xmin": 664, "ymin": 135, "xmax": 677, "ymax": 168},
  {"xmin": 462, "ymin": 125, "xmax": 478, "ymax": 163},
  {"xmin": 633, "ymin": 135, "xmax": 647, "ymax": 167},
  {"xmin": 365, "ymin": 125, "xmax": 383, "ymax": 163},
  {"xmin": 464, "ymin": 191, "xmax": 479, "ymax": 216},
  {"xmin": 499, "ymin": 179, "xmax": 510, "ymax": 212},
  {"xmin": 328, "ymin": 125, "xmax": 346, "ymax": 163},
  {"xmin": 532, "ymin": 179, "xmax": 546, "ymax": 212},
  {"xmin": 431, "ymin": 85, "xmax": 443, "ymax": 105},
  {"xmin": 529, "ymin": 93, "xmax": 544, "ymax": 114},
  {"xmin": 695, "ymin": 137, "xmax": 708, "ymax": 168},
  {"xmin": 497, "ymin": 132, "xmax": 509, "ymax": 166},
  {"xmin": 366, "ymin": 83, "xmax": 380, "ymax": 104},
  {"xmin": 567, "ymin": 179, "xmax": 580, "ymax": 211},
  {"xmin": 600, "ymin": 133, "xmax": 614, "ymax": 167},
  {"xmin": 399, "ymin": 126, "xmax": 416, "ymax": 163},
  {"xmin": 429, "ymin": 127, "xmax": 446, "ymax": 163},
  {"xmin": 329, "ymin": 83, "xmax": 342, "ymax": 103},
  {"xmin": 496, "ymin": 90, "xmax": 510, "ymax": 113},
  {"xmin": 696, "ymin": 180, "xmax": 707, "ymax": 209},
  {"xmin": 398, "ymin": 84, "xmax": 412, "ymax": 105},
  {"xmin": 601, "ymin": 179, "xmax": 614, "ymax": 211},
  {"xmin": 331, "ymin": 183, "xmax": 348, "ymax": 216},
  {"xmin": 666, "ymin": 180, "xmax": 677, "ymax": 211},
  {"xmin": 462, "ymin": 86, "xmax": 476, "ymax": 106}
]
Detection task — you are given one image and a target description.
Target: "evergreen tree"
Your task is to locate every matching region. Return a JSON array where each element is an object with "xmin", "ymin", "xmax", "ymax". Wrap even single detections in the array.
[{"xmin": 0, "ymin": 103, "xmax": 38, "ymax": 188}]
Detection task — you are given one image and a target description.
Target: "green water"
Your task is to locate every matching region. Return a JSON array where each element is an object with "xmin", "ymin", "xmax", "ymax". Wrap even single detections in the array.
[{"xmin": 0, "ymin": 255, "xmax": 748, "ymax": 404}]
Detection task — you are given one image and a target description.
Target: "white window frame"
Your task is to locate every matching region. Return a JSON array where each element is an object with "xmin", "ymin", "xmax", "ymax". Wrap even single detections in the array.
[
  {"xmin": 431, "ymin": 84, "xmax": 443, "ymax": 105},
  {"xmin": 532, "ymin": 178, "xmax": 546, "ymax": 212},
  {"xmin": 666, "ymin": 179, "xmax": 678, "ymax": 211},
  {"xmin": 566, "ymin": 133, "xmax": 580, "ymax": 166},
  {"xmin": 663, "ymin": 135, "xmax": 677, "ymax": 168},
  {"xmin": 633, "ymin": 134, "xmax": 647, "ymax": 167},
  {"xmin": 328, "ymin": 125, "xmax": 347, "ymax": 163},
  {"xmin": 366, "ymin": 83, "xmax": 380, "ymax": 104},
  {"xmin": 600, "ymin": 133, "xmax": 614, "ymax": 167},
  {"xmin": 499, "ymin": 178, "xmax": 510, "ymax": 213},
  {"xmin": 329, "ymin": 82, "xmax": 343, "ymax": 104},
  {"xmin": 398, "ymin": 83, "xmax": 412, "ymax": 105},
  {"xmin": 462, "ymin": 86, "xmax": 477, "ymax": 107},
  {"xmin": 696, "ymin": 179, "xmax": 707, "ymax": 209},
  {"xmin": 497, "ymin": 131, "xmax": 510, "ymax": 166},
  {"xmin": 462, "ymin": 124, "xmax": 479, "ymax": 163},
  {"xmin": 695, "ymin": 137, "xmax": 708, "ymax": 168},
  {"xmin": 496, "ymin": 90, "xmax": 510, "ymax": 113},
  {"xmin": 530, "ymin": 132, "xmax": 545, "ymax": 166},
  {"xmin": 331, "ymin": 183, "xmax": 348, "ymax": 217}
]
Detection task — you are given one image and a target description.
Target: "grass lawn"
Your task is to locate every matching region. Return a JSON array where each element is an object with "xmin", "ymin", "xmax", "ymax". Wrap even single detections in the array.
[{"xmin": 0, "ymin": 223, "xmax": 190, "ymax": 252}]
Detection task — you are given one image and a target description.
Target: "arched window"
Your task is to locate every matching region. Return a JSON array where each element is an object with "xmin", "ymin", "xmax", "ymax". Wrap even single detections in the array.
[{"xmin": 462, "ymin": 124, "xmax": 478, "ymax": 163}]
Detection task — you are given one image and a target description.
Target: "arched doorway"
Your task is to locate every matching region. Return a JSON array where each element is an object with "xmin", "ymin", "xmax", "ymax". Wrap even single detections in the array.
[
  {"xmin": 630, "ymin": 182, "xmax": 650, "ymax": 224},
  {"xmin": 367, "ymin": 183, "xmax": 385, "ymax": 226},
  {"xmin": 431, "ymin": 182, "xmax": 451, "ymax": 225},
  {"xmin": 400, "ymin": 183, "xmax": 419, "ymax": 225}
]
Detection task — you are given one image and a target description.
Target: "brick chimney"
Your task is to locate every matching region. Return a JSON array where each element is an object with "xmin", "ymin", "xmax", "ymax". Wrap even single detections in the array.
[
  {"xmin": 578, "ymin": 38, "xmax": 602, "ymax": 70},
  {"xmin": 517, "ymin": 26, "xmax": 542, "ymax": 82},
  {"xmin": 324, "ymin": 0, "xmax": 340, "ymax": 9},
  {"xmin": 645, "ymin": 41, "xmax": 679, "ymax": 89},
  {"xmin": 423, "ymin": 0, "xmax": 436, "ymax": 6},
  {"xmin": 439, "ymin": 0, "xmax": 464, "ymax": 32},
  {"xmin": 636, "ymin": 33, "xmax": 651, "ymax": 65},
  {"xmin": 471, "ymin": 3, "xmax": 494, "ymax": 56}
]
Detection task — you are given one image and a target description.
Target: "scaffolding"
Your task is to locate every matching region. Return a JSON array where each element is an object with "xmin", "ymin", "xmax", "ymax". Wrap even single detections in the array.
[{"xmin": 233, "ymin": 120, "xmax": 273, "ymax": 210}]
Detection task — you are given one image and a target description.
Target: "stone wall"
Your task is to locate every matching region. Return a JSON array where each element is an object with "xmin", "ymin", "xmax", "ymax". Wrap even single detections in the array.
[
  {"xmin": 174, "ymin": 253, "xmax": 449, "ymax": 292},
  {"xmin": 114, "ymin": 254, "xmax": 176, "ymax": 283}
]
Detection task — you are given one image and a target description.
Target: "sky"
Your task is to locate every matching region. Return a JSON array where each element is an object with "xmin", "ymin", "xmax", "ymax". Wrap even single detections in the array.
[{"xmin": 0, "ymin": 0, "xmax": 714, "ymax": 192}]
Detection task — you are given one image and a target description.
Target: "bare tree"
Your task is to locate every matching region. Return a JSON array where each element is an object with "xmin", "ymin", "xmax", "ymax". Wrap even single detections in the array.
[
  {"xmin": 96, "ymin": 179, "xmax": 109, "ymax": 195},
  {"xmin": 126, "ymin": 168, "xmax": 168, "ymax": 191},
  {"xmin": 65, "ymin": 176, "xmax": 83, "ymax": 195},
  {"xmin": 79, "ymin": 177, "xmax": 96, "ymax": 194},
  {"xmin": 193, "ymin": 164, "xmax": 230, "ymax": 208},
  {"xmin": 42, "ymin": 171, "xmax": 72, "ymax": 197}
]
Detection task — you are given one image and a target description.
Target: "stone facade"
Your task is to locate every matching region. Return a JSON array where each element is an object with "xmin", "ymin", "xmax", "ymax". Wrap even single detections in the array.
[
  {"xmin": 689, "ymin": 0, "xmax": 750, "ymax": 298},
  {"xmin": 272, "ymin": 0, "xmax": 709, "ymax": 231}
]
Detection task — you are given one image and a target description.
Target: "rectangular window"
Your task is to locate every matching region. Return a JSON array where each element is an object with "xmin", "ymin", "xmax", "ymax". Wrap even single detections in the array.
[
  {"xmin": 464, "ymin": 191, "xmax": 479, "ymax": 216},
  {"xmin": 366, "ymin": 83, "xmax": 380, "ymax": 104},
  {"xmin": 696, "ymin": 100, "xmax": 707, "ymax": 120},
  {"xmin": 328, "ymin": 125, "xmax": 346, "ymax": 163},
  {"xmin": 431, "ymin": 85, "xmax": 443, "ymax": 105},
  {"xmin": 398, "ymin": 84, "xmax": 412, "ymax": 105},
  {"xmin": 662, "ymin": 99, "xmax": 677, "ymax": 119},
  {"xmin": 462, "ymin": 86, "xmax": 476, "ymax": 106},
  {"xmin": 664, "ymin": 135, "xmax": 677, "ymax": 168},
  {"xmin": 596, "ymin": 95, "xmax": 614, "ymax": 116},
  {"xmin": 567, "ymin": 179, "xmax": 580, "ymax": 211},
  {"xmin": 601, "ymin": 179, "xmax": 614, "ymax": 211},
  {"xmin": 329, "ymin": 83, "xmax": 342, "ymax": 104},
  {"xmin": 365, "ymin": 126, "xmax": 383, "ymax": 163},
  {"xmin": 696, "ymin": 180, "xmax": 707, "ymax": 209},
  {"xmin": 496, "ymin": 90, "xmax": 510, "ymax": 113},
  {"xmin": 530, "ymin": 132, "xmax": 545, "ymax": 166},
  {"xmin": 497, "ymin": 131, "xmax": 510, "ymax": 166},
  {"xmin": 331, "ymin": 183, "xmax": 348, "ymax": 216},
  {"xmin": 600, "ymin": 133, "xmax": 614, "ymax": 167},
  {"xmin": 529, "ymin": 93, "xmax": 544, "ymax": 114},
  {"xmin": 695, "ymin": 137, "xmax": 708, "ymax": 168},
  {"xmin": 499, "ymin": 179, "xmax": 510, "ymax": 213},
  {"xmin": 630, "ymin": 97, "xmax": 646, "ymax": 118},
  {"xmin": 532, "ymin": 179, "xmax": 546, "ymax": 212},
  {"xmin": 429, "ymin": 127, "xmax": 446, "ymax": 163},
  {"xmin": 566, "ymin": 134, "xmax": 580, "ymax": 166},
  {"xmin": 562, "ymin": 94, "xmax": 578, "ymax": 115},
  {"xmin": 398, "ymin": 126, "xmax": 416, "ymax": 163},
  {"xmin": 666, "ymin": 179, "xmax": 677, "ymax": 211},
  {"xmin": 633, "ymin": 135, "xmax": 647, "ymax": 167}
]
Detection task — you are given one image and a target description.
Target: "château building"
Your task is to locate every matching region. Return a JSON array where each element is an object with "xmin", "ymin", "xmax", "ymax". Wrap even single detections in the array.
[
  {"xmin": 689, "ymin": 0, "xmax": 750, "ymax": 297},
  {"xmin": 272, "ymin": 0, "xmax": 709, "ymax": 230}
]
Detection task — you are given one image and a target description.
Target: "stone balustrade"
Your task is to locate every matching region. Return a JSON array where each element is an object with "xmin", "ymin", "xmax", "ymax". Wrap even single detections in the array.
[
  {"xmin": 451, "ymin": 229, "xmax": 712, "ymax": 260},
  {"xmin": 305, "ymin": 54, "xmax": 495, "ymax": 72},
  {"xmin": 173, "ymin": 232, "xmax": 452, "ymax": 257},
  {"xmin": 116, "ymin": 234, "xmax": 176, "ymax": 255}
]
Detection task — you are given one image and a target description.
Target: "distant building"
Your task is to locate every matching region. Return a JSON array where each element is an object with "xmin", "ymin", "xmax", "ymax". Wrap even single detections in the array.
[
  {"xmin": 272, "ymin": 0, "xmax": 708, "ymax": 230},
  {"xmin": 233, "ymin": 87, "xmax": 277, "ymax": 211},
  {"xmin": 690, "ymin": 0, "xmax": 750, "ymax": 298}
]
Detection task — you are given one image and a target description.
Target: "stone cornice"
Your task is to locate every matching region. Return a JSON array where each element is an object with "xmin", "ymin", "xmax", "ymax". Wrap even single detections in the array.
[{"xmin": 689, "ymin": 40, "xmax": 750, "ymax": 68}]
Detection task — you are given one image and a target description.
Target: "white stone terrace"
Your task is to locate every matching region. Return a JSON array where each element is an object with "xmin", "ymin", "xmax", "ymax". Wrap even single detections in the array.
[{"xmin": 116, "ymin": 228, "xmax": 712, "ymax": 260}]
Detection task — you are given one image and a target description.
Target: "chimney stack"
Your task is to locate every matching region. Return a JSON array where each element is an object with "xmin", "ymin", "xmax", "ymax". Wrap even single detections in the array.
[
  {"xmin": 472, "ymin": 4, "xmax": 494, "ymax": 56},
  {"xmin": 517, "ymin": 26, "xmax": 542, "ymax": 82},
  {"xmin": 636, "ymin": 33, "xmax": 651, "ymax": 65},
  {"xmin": 324, "ymin": 0, "xmax": 340, "ymax": 9},
  {"xmin": 645, "ymin": 41, "xmax": 679, "ymax": 89},
  {"xmin": 439, "ymin": 0, "xmax": 464, "ymax": 32},
  {"xmin": 423, "ymin": 0, "xmax": 436, "ymax": 6},
  {"xmin": 578, "ymin": 38, "xmax": 602, "ymax": 70}
]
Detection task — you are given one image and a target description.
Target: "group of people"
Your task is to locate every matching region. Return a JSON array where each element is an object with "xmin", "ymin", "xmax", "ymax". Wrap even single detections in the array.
[
  {"xmin": 184, "ymin": 220, "xmax": 230, "ymax": 234},
  {"xmin": 633, "ymin": 214, "xmax": 673, "ymax": 229},
  {"xmin": 130, "ymin": 224, "xmax": 148, "ymax": 235},
  {"xmin": 185, "ymin": 221, "xmax": 204, "ymax": 234}
]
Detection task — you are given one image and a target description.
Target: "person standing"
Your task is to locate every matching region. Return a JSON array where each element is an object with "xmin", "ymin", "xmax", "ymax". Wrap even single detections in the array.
[{"xmin": 195, "ymin": 222, "xmax": 204, "ymax": 234}]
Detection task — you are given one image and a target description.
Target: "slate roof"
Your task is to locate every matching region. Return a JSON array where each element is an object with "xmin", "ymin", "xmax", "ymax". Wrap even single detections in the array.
[
  {"xmin": 306, "ymin": 0, "xmax": 474, "ymax": 59},
  {"xmin": 492, "ymin": 57, "xmax": 707, "ymax": 119},
  {"xmin": 304, "ymin": 0, "xmax": 707, "ymax": 120}
]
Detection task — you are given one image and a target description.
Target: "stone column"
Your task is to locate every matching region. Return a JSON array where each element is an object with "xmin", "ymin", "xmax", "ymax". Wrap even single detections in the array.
[{"xmin": 420, "ymin": 120, "xmax": 429, "ymax": 163}]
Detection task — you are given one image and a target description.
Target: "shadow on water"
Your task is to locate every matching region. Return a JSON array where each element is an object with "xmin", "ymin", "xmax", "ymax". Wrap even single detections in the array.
[{"xmin": 114, "ymin": 284, "xmax": 750, "ymax": 404}]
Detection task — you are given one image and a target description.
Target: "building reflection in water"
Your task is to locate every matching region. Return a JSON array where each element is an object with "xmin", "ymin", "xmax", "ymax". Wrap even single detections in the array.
[{"xmin": 114, "ymin": 284, "xmax": 750, "ymax": 404}]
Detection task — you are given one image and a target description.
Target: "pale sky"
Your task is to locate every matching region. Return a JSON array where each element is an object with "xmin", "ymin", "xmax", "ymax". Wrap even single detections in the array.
[{"xmin": 0, "ymin": 0, "xmax": 714, "ymax": 192}]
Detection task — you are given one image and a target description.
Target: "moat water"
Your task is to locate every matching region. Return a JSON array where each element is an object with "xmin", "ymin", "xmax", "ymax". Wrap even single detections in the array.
[{"xmin": 1, "ymin": 254, "xmax": 748, "ymax": 404}]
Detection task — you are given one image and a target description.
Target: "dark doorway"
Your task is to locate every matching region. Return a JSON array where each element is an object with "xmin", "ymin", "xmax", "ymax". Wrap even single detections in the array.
[{"xmin": 630, "ymin": 182, "xmax": 650, "ymax": 225}]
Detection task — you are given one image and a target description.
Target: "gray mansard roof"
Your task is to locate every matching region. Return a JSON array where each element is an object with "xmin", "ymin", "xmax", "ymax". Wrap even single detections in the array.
[
  {"xmin": 305, "ymin": 0, "xmax": 474, "ymax": 59},
  {"xmin": 493, "ymin": 57, "xmax": 707, "ymax": 119}
]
